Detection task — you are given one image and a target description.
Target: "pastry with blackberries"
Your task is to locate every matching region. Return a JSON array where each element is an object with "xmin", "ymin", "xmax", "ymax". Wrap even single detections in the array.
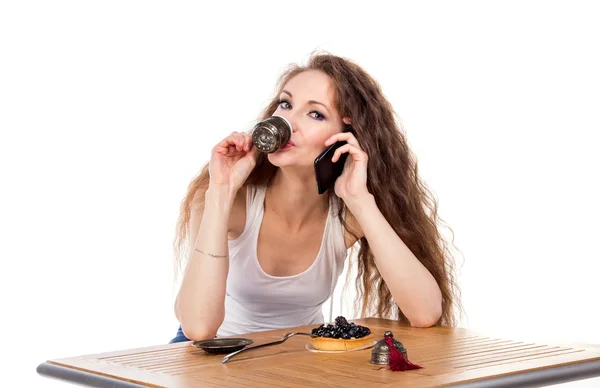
[{"xmin": 310, "ymin": 316, "xmax": 374, "ymax": 351}]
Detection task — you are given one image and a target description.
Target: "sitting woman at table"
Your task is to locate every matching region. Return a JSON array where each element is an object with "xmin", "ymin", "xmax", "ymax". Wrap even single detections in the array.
[{"xmin": 170, "ymin": 53, "xmax": 461, "ymax": 342}]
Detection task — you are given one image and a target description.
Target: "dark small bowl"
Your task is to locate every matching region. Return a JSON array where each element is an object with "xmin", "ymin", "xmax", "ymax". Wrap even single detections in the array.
[{"xmin": 191, "ymin": 338, "xmax": 254, "ymax": 354}]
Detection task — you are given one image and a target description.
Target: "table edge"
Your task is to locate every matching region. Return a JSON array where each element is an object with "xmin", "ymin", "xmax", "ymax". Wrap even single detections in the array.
[
  {"xmin": 449, "ymin": 358, "xmax": 600, "ymax": 388},
  {"xmin": 36, "ymin": 362, "xmax": 151, "ymax": 388},
  {"xmin": 36, "ymin": 358, "xmax": 600, "ymax": 388}
]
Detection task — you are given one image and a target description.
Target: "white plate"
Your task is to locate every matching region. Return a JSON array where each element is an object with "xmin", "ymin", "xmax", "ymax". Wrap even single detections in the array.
[{"xmin": 305, "ymin": 340, "xmax": 378, "ymax": 353}]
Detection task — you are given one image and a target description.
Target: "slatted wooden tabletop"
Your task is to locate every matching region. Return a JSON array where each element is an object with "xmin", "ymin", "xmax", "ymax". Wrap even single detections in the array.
[{"xmin": 37, "ymin": 318, "xmax": 600, "ymax": 387}]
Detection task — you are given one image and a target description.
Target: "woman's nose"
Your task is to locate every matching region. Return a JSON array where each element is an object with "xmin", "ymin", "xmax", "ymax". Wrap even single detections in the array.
[{"xmin": 285, "ymin": 112, "xmax": 301, "ymax": 133}]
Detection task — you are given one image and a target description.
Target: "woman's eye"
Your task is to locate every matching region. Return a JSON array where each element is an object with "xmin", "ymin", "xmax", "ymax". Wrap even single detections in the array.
[
  {"xmin": 278, "ymin": 100, "xmax": 292, "ymax": 110},
  {"xmin": 309, "ymin": 111, "xmax": 325, "ymax": 121},
  {"xmin": 277, "ymin": 99, "xmax": 324, "ymax": 121}
]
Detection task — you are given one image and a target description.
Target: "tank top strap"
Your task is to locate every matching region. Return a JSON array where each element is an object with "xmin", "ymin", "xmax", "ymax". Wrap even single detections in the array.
[{"xmin": 245, "ymin": 184, "xmax": 266, "ymax": 221}]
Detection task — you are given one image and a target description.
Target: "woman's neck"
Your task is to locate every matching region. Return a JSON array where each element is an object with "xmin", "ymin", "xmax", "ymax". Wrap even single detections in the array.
[{"xmin": 265, "ymin": 167, "xmax": 329, "ymax": 231}]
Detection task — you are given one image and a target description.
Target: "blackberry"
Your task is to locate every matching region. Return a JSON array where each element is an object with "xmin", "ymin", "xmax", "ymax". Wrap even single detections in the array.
[
  {"xmin": 311, "ymin": 316, "xmax": 371, "ymax": 339},
  {"xmin": 334, "ymin": 316, "xmax": 348, "ymax": 327},
  {"xmin": 345, "ymin": 325, "xmax": 369, "ymax": 339}
]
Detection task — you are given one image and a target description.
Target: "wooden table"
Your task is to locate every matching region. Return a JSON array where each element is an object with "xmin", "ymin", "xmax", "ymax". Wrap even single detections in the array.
[{"xmin": 37, "ymin": 318, "xmax": 600, "ymax": 387}]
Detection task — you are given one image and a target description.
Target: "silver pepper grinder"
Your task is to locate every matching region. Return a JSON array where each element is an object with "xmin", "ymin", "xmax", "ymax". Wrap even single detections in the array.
[
  {"xmin": 370, "ymin": 331, "xmax": 408, "ymax": 365},
  {"xmin": 251, "ymin": 115, "xmax": 292, "ymax": 153}
]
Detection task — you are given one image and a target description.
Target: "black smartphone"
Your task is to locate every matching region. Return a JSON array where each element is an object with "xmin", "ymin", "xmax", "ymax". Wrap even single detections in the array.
[{"xmin": 314, "ymin": 140, "xmax": 349, "ymax": 195}]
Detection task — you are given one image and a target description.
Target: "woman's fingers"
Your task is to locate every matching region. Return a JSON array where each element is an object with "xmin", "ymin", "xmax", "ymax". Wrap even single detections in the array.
[
  {"xmin": 325, "ymin": 131, "xmax": 362, "ymax": 150},
  {"xmin": 232, "ymin": 132, "xmax": 244, "ymax": 151},
  {"xmin": 232, "ymin": 132, "xmax": 253, "ymax": 152},
  {"xmin": 214, "ymin": 132, "xmax": 252, "ymax": 155},
  {"xmin": 332, "ymin": 143, "xmax": 369, "ymax": 163},
  {"xmin": 243, "ymin": 133, "xmax": 252, "ymax": 151}
]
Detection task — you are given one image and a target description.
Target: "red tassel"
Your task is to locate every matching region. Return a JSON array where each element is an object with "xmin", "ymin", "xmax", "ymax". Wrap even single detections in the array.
[{"xmin": 385, "ymin": 335, "xmax": 423, "ymax": 371}]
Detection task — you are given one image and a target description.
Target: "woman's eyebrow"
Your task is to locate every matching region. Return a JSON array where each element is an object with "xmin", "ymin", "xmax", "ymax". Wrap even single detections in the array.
[{"xmin": 308, "ymin": 100, "xmax": 331, "ymax": 114}]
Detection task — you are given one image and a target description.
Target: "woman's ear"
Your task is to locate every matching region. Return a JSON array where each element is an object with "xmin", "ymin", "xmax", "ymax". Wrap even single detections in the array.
[{"xmin": 342, "ymin": 117, "xmax": 354, "ymax": 133}]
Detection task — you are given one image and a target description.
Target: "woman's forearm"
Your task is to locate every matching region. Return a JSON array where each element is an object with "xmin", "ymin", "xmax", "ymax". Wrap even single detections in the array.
[
  {"xmin": 346, "ymin": 194, "xmax": 442, "ymax": 327},
  {"xmin": 175, "ymin": 184, "xmax": 235, "ymax": 340}
]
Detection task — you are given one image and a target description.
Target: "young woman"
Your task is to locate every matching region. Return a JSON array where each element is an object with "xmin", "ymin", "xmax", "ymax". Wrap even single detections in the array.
[{"xmin": 170, "ymin": 53, "xmax": 461, "ymax": 342}]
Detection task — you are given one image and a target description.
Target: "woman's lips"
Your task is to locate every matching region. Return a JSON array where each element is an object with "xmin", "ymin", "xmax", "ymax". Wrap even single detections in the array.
[{"xmin": 280, "ymin": 141, "xmax": 295, "ymax": 150}]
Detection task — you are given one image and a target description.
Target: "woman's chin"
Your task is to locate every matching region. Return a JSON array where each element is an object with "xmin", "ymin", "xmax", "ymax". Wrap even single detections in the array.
[
  {"xmin": 267, "ymin": 152, "xmax": 295, "ymax": 167},
  {"xmin": 267, "ymin": 149, "xmax": 315, "ymax": 170}
]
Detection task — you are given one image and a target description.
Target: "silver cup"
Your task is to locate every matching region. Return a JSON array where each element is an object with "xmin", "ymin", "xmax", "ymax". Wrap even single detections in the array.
[{"xmin": 251, "ymin": 115, "xmax": 292, "ymax": 153}]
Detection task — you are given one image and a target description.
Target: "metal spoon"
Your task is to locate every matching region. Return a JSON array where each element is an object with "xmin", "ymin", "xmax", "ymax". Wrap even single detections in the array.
[{"xmin": 222, "ymin": 332, "xmax": 315, "ymax": 363}]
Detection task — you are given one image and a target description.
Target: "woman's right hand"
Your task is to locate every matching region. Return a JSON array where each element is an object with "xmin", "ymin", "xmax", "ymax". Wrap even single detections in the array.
[{"xmin": 209, "ymin": 131, "xmax": 257, "ymax": 191}]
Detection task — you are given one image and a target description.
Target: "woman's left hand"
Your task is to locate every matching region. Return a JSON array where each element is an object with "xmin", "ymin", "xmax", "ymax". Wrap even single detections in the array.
[{"xmin": 324, "ymin": 131, "xmax": 371, "ymax": 202}]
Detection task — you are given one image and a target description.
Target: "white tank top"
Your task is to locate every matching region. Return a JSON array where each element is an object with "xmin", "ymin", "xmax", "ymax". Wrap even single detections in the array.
[{"xmin": 217, "ymin": 184, "xmax": 348, "ymax": 337}]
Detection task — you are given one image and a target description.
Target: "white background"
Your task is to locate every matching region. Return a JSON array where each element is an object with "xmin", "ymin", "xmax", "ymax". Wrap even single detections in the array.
[{"xmin": 1, "ymin": 1, "xmax": 599, "ymax": 387}]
